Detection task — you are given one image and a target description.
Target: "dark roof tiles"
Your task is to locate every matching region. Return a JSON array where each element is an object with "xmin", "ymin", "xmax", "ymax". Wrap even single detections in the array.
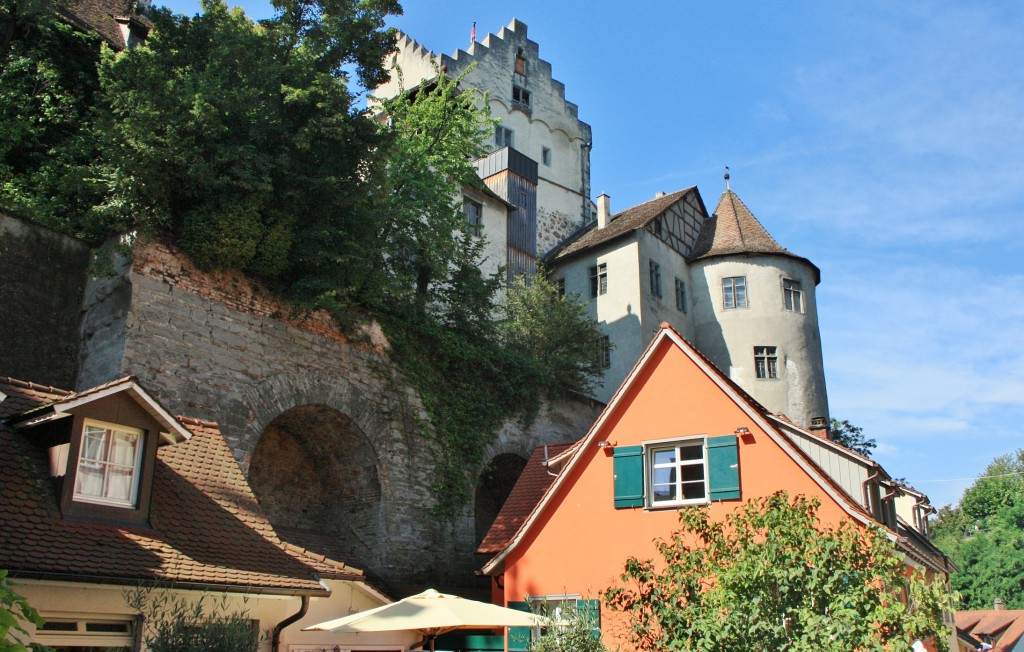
[{"xmin": 0, "ymin": 377, "xmax": 328, "ymax": 594}]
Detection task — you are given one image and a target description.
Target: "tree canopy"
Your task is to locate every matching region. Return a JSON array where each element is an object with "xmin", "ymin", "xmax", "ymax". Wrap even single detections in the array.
[
  {"xmin": 829, "ymin": 418, "xmax": 877, "ymax": 456},
  {"xmin": 931, "ymin": 449, "xmax": 1024, "ymax": 610},
  {"xmin": 604, "ymin": 492, "xmax": 953, "ymax": 652}
]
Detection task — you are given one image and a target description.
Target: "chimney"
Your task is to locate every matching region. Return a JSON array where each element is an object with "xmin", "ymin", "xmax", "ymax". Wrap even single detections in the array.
[
  {"xmin": 809, "ymin": 417, "xmax": 829, "ymax": 440},
  {"xmin": 597, "ymin": 194, "xmax": 611, "ymax": 229},
  {"xmin": 995, "ymin": 598, "xmax": 1005, "ymax": 611},
  {"xmin": 655, "ymin": 191, "xmax": 666, "ymax": 198}
]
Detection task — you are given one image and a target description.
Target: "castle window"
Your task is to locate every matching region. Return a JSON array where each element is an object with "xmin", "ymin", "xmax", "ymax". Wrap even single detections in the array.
[
  {"xmin": 597, "ymin": 335, "xmax": 611, "ymax": 370},
  {"xmin": 589, "ymin": 263, "xmax": 607, "ymax": 297},
  {"xmin": 653, "ymin": 217, "xmax": 662, "ymax": 237},
  {"xmin": 675, "ymin": 278, "xmax": 687, "ymax": 313},
  {"xmin": 649, "ymin": 260, "xmax": 662, "ymax": 298},
  {"xmin": 542, "ymin": 146, "xmax": 552, "ymax": 166},
  {"xmin": 783, "ymin": 278, "xmax": 803, "ymax": 312},
  {"xmin": 754, "ymin": 346, "xmax": 778, "ymax": 379},
  {"xmin": 512, "ymin": 85, "xmax": 531, "ymax": 110},
  {"xmin": 74, "ymin": 421, "xmax": 144, "ymax": 507},
  {"xmin": 515, "ymin": 48, "xmax": 527, "ymax": 75},
  {"xmin": 496, "ymin": 125, "xmax": 514, "ymax": 149},
  {"xmin": 463, "ymin": 198, "xmax": 483, "ymax": 237},
  {"xmin": 722, "ymin": 276, "xmax": 747, "ymax": 309},
  {"xmin": 556, "ymin": 278, "xmax": 565, "ymax": 296}
]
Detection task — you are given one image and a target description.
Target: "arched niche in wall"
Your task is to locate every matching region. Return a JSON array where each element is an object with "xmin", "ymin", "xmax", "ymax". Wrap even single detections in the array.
[
  {"xmin": 474, "ymin": 452, "xmax": 528, "ymax": 548},
  {"xmin": 248, "ymin": 403, "xmax": 381, "ymax": 568}
]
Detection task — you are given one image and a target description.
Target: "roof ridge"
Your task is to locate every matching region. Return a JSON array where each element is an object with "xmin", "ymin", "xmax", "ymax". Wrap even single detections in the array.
[
  {"xmin": 176, "ymin": 415, "xmax": 219, "ymax": 428},
  {"xmin": 0, "ymin": 376, "xmax": 73, "ymax": 396}
]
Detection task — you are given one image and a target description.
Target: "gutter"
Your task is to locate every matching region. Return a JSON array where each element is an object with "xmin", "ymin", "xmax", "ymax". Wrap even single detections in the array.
[
  {"xmin": 8, "ymin": 569, "xmax": 330, "ymax": 597},
  {"xmin": 272, "ymin": 595, "xmax": 310, "ymax": 652}
]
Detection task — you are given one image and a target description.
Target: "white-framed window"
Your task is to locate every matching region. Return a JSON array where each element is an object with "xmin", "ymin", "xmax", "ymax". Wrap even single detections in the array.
[
  {"xmin": 541, "ymin": 146, "xmax": 552, "ymax": 166},
  {"xmin": 649, "ymin": 260, "xmax": 662, "ymax": 298},
  {"xmin": 647, "ymin": 437, "xmax": 707, "ymax": 507},
  {"xmin": 512, "ymin": 85, "xmax": 531, "ymax": 109},
  {"xmin": 675, "ymin": 277, "xmax": 686, "ymax": 313},
  {"xmin": 496, "ymin": 125, "xmax": 514, "ymax": 148},
  {"xmin": 73, "ymin": 420, "xmax": 144, "ymax": 507},
  {"xmin": 722, "ymin": 276, "xmax": 747, "ymax": 309},
  {"xmin": 463, "ymin": 197, "xmax": 483, "ymax": 237},
  {"xmin": 35, "ymin": 617, "xmax": 133, "ymax": 649},
  {"xmin": 589, "ymin": 263, "xmax": 607, "ymax": 297},
  {"xmin": 783, "ymin": 278, "xmax": 803, "ymax": 312},
  {"xmin": 754, "ymin": 346, "xmax": 778, "ymax": 379}
]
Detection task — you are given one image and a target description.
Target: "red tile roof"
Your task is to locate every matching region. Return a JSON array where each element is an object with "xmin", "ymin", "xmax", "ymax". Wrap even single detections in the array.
[
  {"xmin": 548, "ymin": 188, "xmax": 700, "ymax": 263},
  {"xmin": 0, "ymin": 378, "xmax": 329, "ymax": 595},
  {"xmin": 477, "ymin": 443, "xmax": 575, "ymax": 554},
  {"xmin": 957, "ymin": 609, "xmax": 1024, "ymax": 651}
]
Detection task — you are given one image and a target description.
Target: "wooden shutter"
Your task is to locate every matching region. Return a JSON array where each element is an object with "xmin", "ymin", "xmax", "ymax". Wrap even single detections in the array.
[
  {"xmin": 708, "ymin": 435, "xmax": 740, "ymax": 500},
  {"xmin": 612, "ymin": 445, "xmax": 644, "ymax": 508},
  {"xmin": 578, "ymin": 599, "xmax": 602, "ymax": 641},
  {"xmin": 507, "ymin": 601, "xmax": 532, "ymax": 651}
]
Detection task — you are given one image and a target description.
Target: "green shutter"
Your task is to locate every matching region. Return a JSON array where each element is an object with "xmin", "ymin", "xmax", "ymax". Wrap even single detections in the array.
[
  {"xmin": 613, "ymin": 445, "xmax": 645, "ymax": 508},
  {"xmin": 507, "ymin": 601, "xmax": 532, "ymax": 652},
  {"xmin": 578, "ymin": 599, "xmax": 601, "ymax": 641},
  {"xmin": 708, "ymin": 435, "xmax": 741, "ymax": 500}
]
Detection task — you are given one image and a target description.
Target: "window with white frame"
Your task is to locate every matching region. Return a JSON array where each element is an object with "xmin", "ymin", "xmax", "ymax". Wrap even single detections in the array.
[
  {"xmin": 73, "ymin": 421, "xmax": 144, "ymax": 507},
  {"xmin": 463, "ymin": 197, "xmax": 483, "ymax": 237},
  {"xmin": 649, "ymin": 260, "xmax": 662, "ymax": 298},
  {"xmin": 722, "ymin": 276, "xmax": 747, "ymax": 309},
  {"xmin": 648, "ymin": 438, "xmax": 707, "ymax": 506},
  {"xmin": 754, "ymin": 346, "xmax": 778, "ymax": 379},
  {"xmin": 783, "ymin": 278, "xmax": 803, "ymax": 312},
  {"xmin": 675, "ymin": 278, "xmax": 686, "ymax": 313},
  {"xmin": 589, "ymin": 263, "xmax": 607, "ymax": 297},
  {"xmin": 35, "ymin": 618, "xmax": 133, "ymax": 649},
  {"xmin": 495, "ymin": 125, "xmax": 514, "ymax": 149}
]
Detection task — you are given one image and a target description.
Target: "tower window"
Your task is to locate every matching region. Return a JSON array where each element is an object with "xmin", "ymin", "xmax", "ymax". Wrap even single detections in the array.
[
  {"xmin": 597, "ymin": 335, "xmax": 611, "ymax": 370},
  {"xmin": 542, "ymin": 146, "xmax": 552, "ymax": 166},
  {"xmin": 556, "ymin": 278, "xmax": 566, "ymax": 296},
  {"xmin": 512, "ymin": 85, "xmax": 531, "ymax": 109},
  {"xmin": 589, "ymin": 263, "xmax": 608, "ymax": 297},
  {"xmin": 722, "ymin": 276, "xmax": 748, "ymax": 309},
  {"xmin": 754, "ymin": 346, "xmax": 778, "ymax": 379},
  {"xmin": 495, "ymin": 125, "xmax": 514, "ymax": 149},
  {"xmin": 515, "ymin": 48, "xmax": 527, "ymax": 75},
  {"xmin": 783, "ymin": 279, "xmax": 803, "ymax": 312}
]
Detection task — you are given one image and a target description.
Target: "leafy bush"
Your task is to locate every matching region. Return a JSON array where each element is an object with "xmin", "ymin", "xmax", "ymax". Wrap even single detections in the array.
[
  {"xmin": 0, "ymin": 570, "xmax": 46, "ymax": 652},
  {"xmin": 125, "ymin": 587, "xmax": 261, "ymax": 652}
]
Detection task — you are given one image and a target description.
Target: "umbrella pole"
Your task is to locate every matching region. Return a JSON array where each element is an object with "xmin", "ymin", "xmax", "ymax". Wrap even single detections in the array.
[{"xmin": 429, "ymin": 634, "xmax": 436, "ymax": 652}]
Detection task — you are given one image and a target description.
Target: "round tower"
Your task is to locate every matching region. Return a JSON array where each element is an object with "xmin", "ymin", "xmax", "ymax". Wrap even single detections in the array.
[{"xmin": 689, "ymin": 183, "xmax": 828, "ymax": 428}]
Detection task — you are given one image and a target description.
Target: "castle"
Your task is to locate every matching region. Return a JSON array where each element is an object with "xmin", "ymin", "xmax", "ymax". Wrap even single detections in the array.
[{"xmin": 374, "ymin": 19, "xmax": 829, "ymax": 428}]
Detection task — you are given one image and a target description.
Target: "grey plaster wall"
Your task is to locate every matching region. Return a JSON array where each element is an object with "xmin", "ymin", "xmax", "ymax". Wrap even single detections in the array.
[{"xmin": 0, "ymin": 213, "xmax": 90, "ymax": 388}]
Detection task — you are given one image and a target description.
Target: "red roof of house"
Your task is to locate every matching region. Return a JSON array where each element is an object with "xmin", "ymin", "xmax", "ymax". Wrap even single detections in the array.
[
  {"xmin": 957, "ymin": 609, "xmax": 1024, "ymax": 651},
  {"xmin": 0, "ymin": 377, "xmax": 330, "ymax": 595},
  {"xmin": 477, "ymin": 443, "xmax": 575, "ymax": 554}
]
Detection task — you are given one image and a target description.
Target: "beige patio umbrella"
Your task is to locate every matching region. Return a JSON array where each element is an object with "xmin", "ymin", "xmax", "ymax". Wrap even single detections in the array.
[{"xmin": 305, "ymin": 588, "xmax": 548, "ymax": 651}]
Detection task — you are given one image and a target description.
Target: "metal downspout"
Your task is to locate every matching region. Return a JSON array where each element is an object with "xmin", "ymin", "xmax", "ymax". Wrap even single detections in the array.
[{"xmin": 272, "ymin": 595, "xmax": 309, "ymax": 652}]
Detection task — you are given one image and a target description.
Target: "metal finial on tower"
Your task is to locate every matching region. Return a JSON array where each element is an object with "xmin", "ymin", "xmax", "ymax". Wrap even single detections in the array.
[{"xmin": 724, "ymin": 165, "xmax": 731, "ymax": 191}]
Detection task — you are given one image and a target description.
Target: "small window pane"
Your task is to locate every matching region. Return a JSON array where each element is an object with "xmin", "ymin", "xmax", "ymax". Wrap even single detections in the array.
[
  {"xmin": 654, "ymin": 449, "xmax": 677, "ymax": 465},
  {"xmin": 682, "ymin": 482, "xmax": 706, "ymax": 500},
  {"xmin": 681, "ymin": 465, "xmax": 705, "ymax": 482}
]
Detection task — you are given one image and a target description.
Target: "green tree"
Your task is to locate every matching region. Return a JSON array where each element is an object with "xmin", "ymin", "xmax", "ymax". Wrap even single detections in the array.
[
  {"xmin": 829, "ymin": 418, "xmax": 877, "ymax": 456},
  {"xmin": 90, "ymin": 0, "xmax": 398, "ymax": 282},
  {"xmin": 931, "ymin": 450, "xmax": 1024, "ymax": 610},
  {"xmin": 0, "ymin": 570, "xmax": 46, "ymax": 652},
  {"xmin": 501, "ymin": 271, "xmax": 606, "ymax": 396},
  {"xmin": 604, "ymin": 491, "xmax": 953, "ymax": 652},
  {"xmin": 0, "ymin": 0, "xmax": 104, "ymax": 229}
]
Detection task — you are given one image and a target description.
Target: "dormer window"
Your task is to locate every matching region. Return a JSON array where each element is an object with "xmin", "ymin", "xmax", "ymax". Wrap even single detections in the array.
[{"xmin": 74, "ymin": 421, "xmax": 144, "ymax": 507}]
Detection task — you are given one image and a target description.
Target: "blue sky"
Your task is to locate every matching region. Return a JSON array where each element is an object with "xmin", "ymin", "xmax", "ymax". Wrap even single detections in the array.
[{"xmin": 157, "ymin": 0, "xmax": 1024, "ymax": 507}]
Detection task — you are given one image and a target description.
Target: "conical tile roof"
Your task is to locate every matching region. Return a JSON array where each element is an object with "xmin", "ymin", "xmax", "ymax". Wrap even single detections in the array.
[{"xmin": 691, "ymin": 189, "xmax": 819, "ymax": 282}]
